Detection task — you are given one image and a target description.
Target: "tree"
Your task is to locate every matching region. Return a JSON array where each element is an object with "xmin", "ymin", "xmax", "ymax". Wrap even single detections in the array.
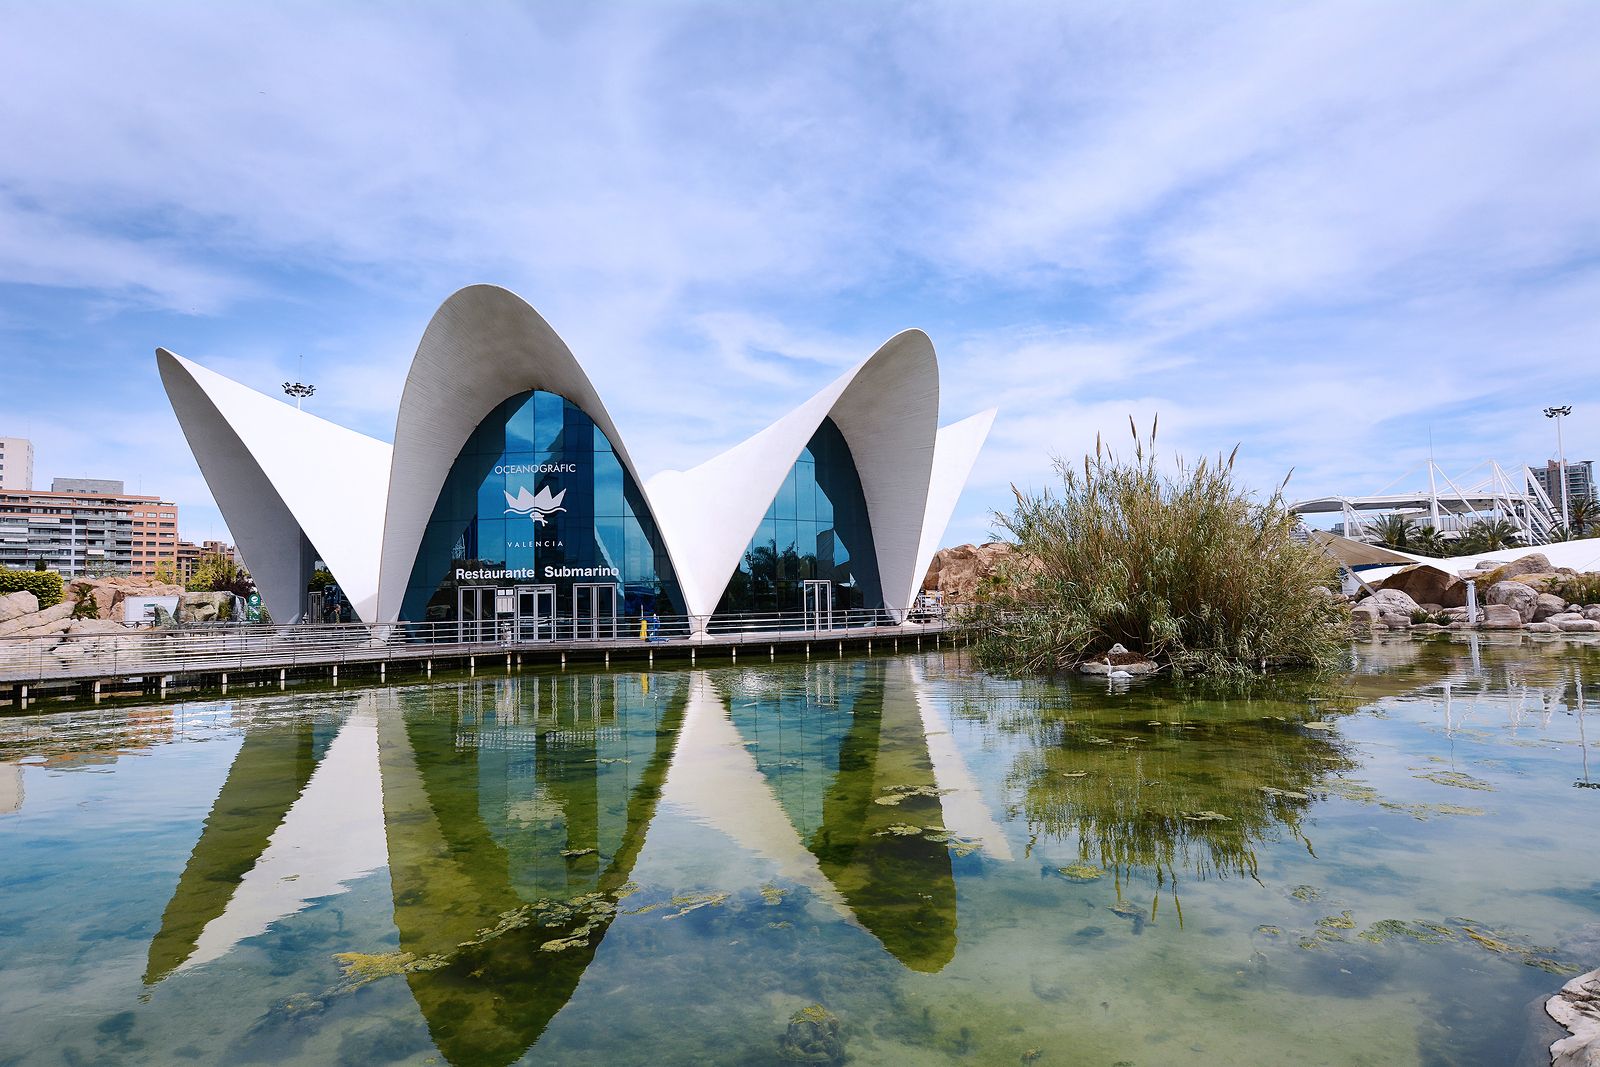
[
  {"xmin": 152, "ymin": 559, "xmax": 179, "ymax": 586},
  {"xmin": 1569, "ymin": 498, "xmax": 1597, "ymax": 537},
  {"xmin": 1369, "ymin": 514, "xmax": 1417, "ymax": 550},
  {"xmin": 187, "ymin": 552, "xmax": 253, "ymax": 596},
  {"xmin": 1411, "ymin": 526, "xmax": 1448, "ymax": 557},
  {"xmin": 1456, "ymin": 517, "xmax": 1520, "ymax": 554}
]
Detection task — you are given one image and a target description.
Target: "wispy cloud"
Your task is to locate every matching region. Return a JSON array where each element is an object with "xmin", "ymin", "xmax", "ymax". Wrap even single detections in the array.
[{"xmin": 0, "ymin": 1, "xmax": 1596, "ymax": 546}]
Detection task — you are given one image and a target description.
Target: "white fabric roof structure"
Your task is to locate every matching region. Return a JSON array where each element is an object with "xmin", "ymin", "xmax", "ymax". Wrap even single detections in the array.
[{"xmin": 158, "ymin": 285, "xmax": 995, "ymax": 627}]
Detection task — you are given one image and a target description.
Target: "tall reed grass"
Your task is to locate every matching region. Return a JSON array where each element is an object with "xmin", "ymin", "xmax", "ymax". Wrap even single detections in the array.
[{"xmin": 974, "ymin": 419, "xmax": 1346, "ymax": 676}]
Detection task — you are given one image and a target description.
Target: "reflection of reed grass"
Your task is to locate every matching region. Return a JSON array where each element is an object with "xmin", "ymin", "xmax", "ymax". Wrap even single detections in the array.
[
  {"xmin": 974, "ymin": 420, "xmax": 1346, "ymax": 676},
  {"xmin": 1000, "ymin": 696, "xmax": 1357, "ymax": 885}
]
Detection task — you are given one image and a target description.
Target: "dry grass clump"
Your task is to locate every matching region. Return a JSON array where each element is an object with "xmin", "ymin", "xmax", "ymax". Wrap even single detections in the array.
[{"xmin": 974, "ymin": 419, "xmax": 1346, "ymax": 677}]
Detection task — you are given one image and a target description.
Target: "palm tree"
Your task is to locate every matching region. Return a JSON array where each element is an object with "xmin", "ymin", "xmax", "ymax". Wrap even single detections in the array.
[
  {"xmin": 1459, "ymin": 517, "xmax": 1520, "ymax": 554},
  {"xmin": 1569, "ymin": 498, "xmax": 1597, "ymax": 537},
  {"xmin": 1369, "ymin": 514, "xmax": 1417, "ymax": 550},
  {"xmin": 1411, "ymin": 526, "xmax": 1448, "ymax": 557}
]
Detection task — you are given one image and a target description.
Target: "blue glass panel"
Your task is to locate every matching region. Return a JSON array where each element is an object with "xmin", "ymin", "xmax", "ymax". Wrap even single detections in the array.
[
  {"xmin": 399, "ymin": 388, "xmax": 683, "ymax": 622},
  {"xmin": 712, "ymin": 417, "xmax": 880, "ymax": 626}
]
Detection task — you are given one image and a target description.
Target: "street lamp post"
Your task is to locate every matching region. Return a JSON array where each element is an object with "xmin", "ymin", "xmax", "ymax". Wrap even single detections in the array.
[
  {"xmin": 282, "ymin": 355, "xmax": 316, "ymax": 410},
  {"xmin": 1545, "ymin": 405, "xmax": 1573, "ymax": 531}
]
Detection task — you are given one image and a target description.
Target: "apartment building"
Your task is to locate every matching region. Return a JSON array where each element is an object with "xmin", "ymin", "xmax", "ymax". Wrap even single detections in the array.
[
  {"xmin": 0, "ymin": 481, "xmax": 179, "ymax": 579},
  {"xmin": 0, "ymin": 437, "xmax": 33, "ymax": 491}
]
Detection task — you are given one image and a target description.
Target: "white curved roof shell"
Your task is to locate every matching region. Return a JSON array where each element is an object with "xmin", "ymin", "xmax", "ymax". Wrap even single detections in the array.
[{"xmin": 158, "ymin": 285, "xmax": 994, "ymax": 627}]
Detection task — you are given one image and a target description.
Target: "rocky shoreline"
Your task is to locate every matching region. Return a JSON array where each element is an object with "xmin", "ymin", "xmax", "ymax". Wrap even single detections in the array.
[{"xmin": 1349, "ymin": 552, "xmax": 1600, "ymax": 638}]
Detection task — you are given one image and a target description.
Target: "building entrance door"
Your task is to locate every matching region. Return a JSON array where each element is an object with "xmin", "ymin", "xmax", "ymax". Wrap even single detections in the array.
[
  {"xmin": 802, "ymin": 579, "xmax": 833, "ymax": 632},
  {"xmin": 457, "ymin": 585, "xmax": 498, "ymax": 643},
  {"xmin": 516, "ymin": 584, "xmax": 557, "ymax": 642},
  {"xmin": 573, "ymin": 583, "xmax": 618, "ymax": 640}
]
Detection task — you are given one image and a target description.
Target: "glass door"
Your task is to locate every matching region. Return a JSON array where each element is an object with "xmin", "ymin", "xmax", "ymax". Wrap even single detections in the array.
[
  {"xmin": 802, "ymin": 579, "xmax": 833, "ymax": 632},
  {"xmin": 457, "ymin": 586, "xmax": 498, "ymax": 642},
  {"xmin": 573, "ymin": 583, "xmax": 618, "ymax": 640},
  {"xmin": 516, "ymin": 584, "xmax": 557, "ymax": 642}
]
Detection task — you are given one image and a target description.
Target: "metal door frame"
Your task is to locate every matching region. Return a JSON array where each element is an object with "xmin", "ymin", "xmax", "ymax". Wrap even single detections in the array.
[
  {"xmin": 515, "ymin": 583, "xmax": 557, "ymax": 642},
  {"xmin": 457, "ymin": 585, "xmax": 498, "ymax": 643},
  {"xmin": 572, "ymin": 582, "xmax": 618, "ymax": 640},
  {"xmin": 802, "ymin": 579, "xmax": 833, "ymax": 632}
]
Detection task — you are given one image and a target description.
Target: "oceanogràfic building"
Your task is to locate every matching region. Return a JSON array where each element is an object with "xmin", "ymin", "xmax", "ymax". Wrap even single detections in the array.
[{"xmin": 158, "ymin": 285, "xmax": 994, "ymax": 636}]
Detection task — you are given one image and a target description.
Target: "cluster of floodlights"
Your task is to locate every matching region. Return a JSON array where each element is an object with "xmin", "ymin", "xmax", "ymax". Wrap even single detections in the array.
[{"xmin": 281, "ymin": 354, "xmax": 315, "ymax": 410}]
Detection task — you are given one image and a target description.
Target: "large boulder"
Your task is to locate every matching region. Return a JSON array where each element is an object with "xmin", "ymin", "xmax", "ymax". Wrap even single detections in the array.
[
  {"xmin": 1476, "ymin": 553, "xmax": 1552, "ymax": 587},
  {"xmin": 177, "ymin": 591, "xmax": 234, "ymax": 623},
  {"xmin": 1559, "ymin": 619, "xmax": 1600, "ymax": 633},
  {"xmin": 1486, "ymin": 581, "xmax": 1539, "ymax": 622},
  {"xmin": 0, "ymin": 600, "xmax": 75, "ymax": 638},
  {"xmin": 0, "ymin": 589, "xmax": 39, "ymax": 622},
  {"xmin": 1366, "ymin": 588, "xmax": 1422, "ymax": 617},
  {"xmin": 921, "ymin": 542, "xmax": 1022, "ymax": 603},
  {"xmin": 1533, "ymin": 593, "xmax": 1569, "ymax": 622},
  {"xmin": 1480, "ymin": 603, "xmax": 1524, "ymax": 630},
  {"xmin": 66, "ymin": 576, "xmax": 185, "ymax": 622},
  {"xmin": 1377, "ymin": 565, "xmax": 1466, "ymax": 609}
]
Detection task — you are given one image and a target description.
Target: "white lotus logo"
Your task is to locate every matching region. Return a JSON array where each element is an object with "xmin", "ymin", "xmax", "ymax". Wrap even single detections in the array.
[{"xmin": 504, "ymin": 485, "xmax": 567, "ymax": 525}]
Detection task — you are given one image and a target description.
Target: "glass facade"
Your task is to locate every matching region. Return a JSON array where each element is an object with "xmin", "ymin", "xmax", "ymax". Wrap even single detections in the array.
[
  {"xmin": 714, "ymin": 417, "xmax": 882, "ymax": 621},
  {"xmin": 401, "ymin": 390, "xmax": 682, "ymax": 624}
]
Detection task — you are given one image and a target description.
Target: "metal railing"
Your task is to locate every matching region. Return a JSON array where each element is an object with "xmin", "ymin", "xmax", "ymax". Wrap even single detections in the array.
[{"xmin": 0, "ymin": 606, "xmax": 959, "ymax": 685}]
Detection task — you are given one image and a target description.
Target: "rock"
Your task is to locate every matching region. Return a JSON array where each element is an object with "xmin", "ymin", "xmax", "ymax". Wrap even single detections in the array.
[
  {"xmin": 1478, "ymin": 553, "xmax": 1553, "ymax": 586},
  {"xmin": 0, "ymin": 600, "xmax": 76, "ymax": 638},
  {"xmin": 1547, "ymin": 967, "xmax": 1600, "ymax": 1067},
  {"xmin": 1526, "ymin": 622, "xmax": 1561, "ymax": 633},
  {"xmin": 1379, "ymin": 612, "xmax": 1412, "ymax": 630},
  {"xmin": 1548, "ymin": 613, "xmax": 1586, "ymax": 625},
  {"xmin": 1486, "ymin": 581, "xmax": 1540, "ymax": 622},
  {"xmin": 1535, "ymin": 594, "xmax": 1570, "ymax": 622},
  {"xmin": 1367, "ymin": 588, "xmax": 1423, "ymax": 617},
  {"xmin": 1377, "ymin": 565, "xmax": 1467, "ymax": 609},
  {"xmin": 1586, "ymin": 607, "xmax": 1600, "ymax": 622},
  {"xmin": 1558, "ymin": 620, "xmax": 1600, "ymax": 633},
  {"xmin": 63, "ymin": 619, "xmax": 128, "ymax": 636},
  {"xmin": 177, "ymin": 591, "xmax": 234, "ymax": 623},
  {"xmin": 1481, "ymin": 603, "xmax": 1525, "ymax": 630},
  {"xmin": 779, "ymin": 1004, "xmax": 844, "ymax": 1064},
  {"xmin": 1351, "ymin": 602, "xmax": 1380, "ymax": 627},
  {"xmin": 921, "ymin": 542, "xmax": 1025, "ymax": 603},
  {"xmin": 0, "ymin": 589, "xmax": 39, "ymax": 622}
]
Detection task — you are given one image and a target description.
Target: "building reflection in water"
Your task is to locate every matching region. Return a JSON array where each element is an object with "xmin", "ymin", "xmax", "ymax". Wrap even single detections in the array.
[{"xmin": 139, "ymin": 660, "xmax": 1016, "ymax": 1065}]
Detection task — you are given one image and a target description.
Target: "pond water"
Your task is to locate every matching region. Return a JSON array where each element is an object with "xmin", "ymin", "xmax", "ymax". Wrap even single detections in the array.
[{"xmin": 2, "ymin": 636, "xmax": 1598, "ymax": 1066}]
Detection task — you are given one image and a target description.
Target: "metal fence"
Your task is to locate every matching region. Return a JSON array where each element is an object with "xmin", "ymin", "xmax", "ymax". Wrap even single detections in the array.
[{"xmin": 0, "ymin": 606, "xmax": 959, "ymax": 685}]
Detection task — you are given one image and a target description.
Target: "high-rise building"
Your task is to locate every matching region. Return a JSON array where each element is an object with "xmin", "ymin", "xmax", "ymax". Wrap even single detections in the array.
[
  {"xmin": 175, "ymin": 538, "xmax": 240, "ymax": 583},
  {"xmin": 0, "ymin": 437, "xmax": 33, "ymax": 491},
  {"xmin": 0, "ymin": 486, "xmax": 179, "ymax": 579},
  {"xmin": 1531, "ymin": 459, "xmax": 1595, "ymax": 511}
]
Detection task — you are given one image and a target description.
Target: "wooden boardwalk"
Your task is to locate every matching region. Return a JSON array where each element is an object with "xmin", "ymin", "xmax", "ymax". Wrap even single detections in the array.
[{"xmin": 2, "ymin": 619, "xmax": 965, "ymax": 706}]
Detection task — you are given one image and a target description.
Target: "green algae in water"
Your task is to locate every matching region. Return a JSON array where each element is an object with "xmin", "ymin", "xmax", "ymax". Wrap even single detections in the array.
[
  {"xmin": 872, "ymin": 784, "xmax": 955, "ymax": 806},
  {"xmin": 875, "ymin": 823, "xmax": 923, "ymax": 837},
  {"xmin": 1290, "ymin": 885, "xmax": 1323, "ymax": 902},
  {"xmin": 1357, "ymin": 920, "xmax": 1457, "ymax": 945},
  {"xmin": 760, "ymin": 884, "xmax": 788, "ymax": 906},
  {"xmin": 1317, "ymin": 910, "xmax": 1356, "ymax": 931},
  {"xmin": 1412, "ymin": 769, "xmax": 1495, "ymax": 792},
  {"xmin": 1059, "ymin": 863, "xmax": 1105, "ymax": 882}
]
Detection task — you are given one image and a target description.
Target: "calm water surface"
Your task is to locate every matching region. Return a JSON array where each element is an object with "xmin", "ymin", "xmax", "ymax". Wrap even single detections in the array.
[{"xmin": 2, "ymin": 637, "xmax": 1598, "ymax": 1066}]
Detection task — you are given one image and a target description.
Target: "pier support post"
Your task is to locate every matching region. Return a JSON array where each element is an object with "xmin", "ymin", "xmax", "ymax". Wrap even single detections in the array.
[
  {"xmin": 605, "ymin": 651, "xmax": 611, "ymax": 668},
  {"xmin": 649, "ymin": 649, "xmax": 654, "ymax": 667},
  {"xmin": 506, "ymin": 654, "xmax": 512, "ymax": 672},
  {"xmin": 332, "ymin": 664, "xmax": 338, "ymax": 685},
  {"xmin": 380, "ymin": 662, "xmax": 387, "ymax": 682},
  {"xmin": 426, "ymin": 659, "xmax": 433, "ymax": 677},
  {"xmin": 691, "ymin": 648, "xmax": 696, "ymax": 665},
  {"xmin": 560, "ymin": 653, "xmax": 566, "ymax": 670},
  {"xmin": 278, "ymin": 668, "xmax": 286, "ymax": 690},
  {"xmin": 221, "ymin": 673, "xmax": 228, "ymax": 693},
  {"xmin": 160, "ymin": 676, "xmax": 169, "ymax": 699},
  {"xmin": 469, "ymin": 656, "xmax": 475, "ymax": 674},
  {"xmin": 769, "ymin": 645, "xmax": 774, "ymax": 661}
]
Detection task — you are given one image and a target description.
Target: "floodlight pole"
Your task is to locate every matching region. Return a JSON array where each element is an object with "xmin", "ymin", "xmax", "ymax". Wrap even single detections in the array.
[{"xmin": 1545, "ymin": 405, "xmax": 1573, "ymax": 530}]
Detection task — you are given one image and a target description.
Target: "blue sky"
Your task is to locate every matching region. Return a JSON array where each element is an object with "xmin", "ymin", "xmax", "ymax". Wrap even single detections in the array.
[{"xmin": 1, "ymin": 1, "xmax": 1597, "ymax": 548}]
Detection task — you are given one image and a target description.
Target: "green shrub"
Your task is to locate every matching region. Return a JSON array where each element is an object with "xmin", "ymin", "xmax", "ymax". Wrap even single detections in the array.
[
  {"xmin": 1549, "ymin": 572, "xmax": 1600, "ymax": 606},
  {"xmin": 0, "ymin": 566, "xmax": 65, "ymax": 608},
  {"xmin": 973, "ymin": 419, "xmax": 1347, "ymax": 677},
  {"xmin": 1409, "ymin": 608, "xmax": 1432, "ymax": 624},
  {"xmin": 71, "ymin": 590, "xmax": 99, "ymax": 620}
]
